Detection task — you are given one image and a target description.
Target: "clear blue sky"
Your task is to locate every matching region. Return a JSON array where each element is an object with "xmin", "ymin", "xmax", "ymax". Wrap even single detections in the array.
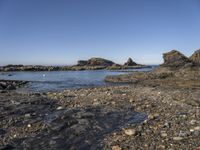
[{"xmin": 0, "ymin": 0, "xmax": 200, "ymax": 65}]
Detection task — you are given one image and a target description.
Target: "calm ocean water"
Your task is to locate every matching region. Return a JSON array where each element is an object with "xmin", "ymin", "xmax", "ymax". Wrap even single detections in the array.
[{"xmin": 0, "ymin": 68, "xmax": 153, "ymax": 92}]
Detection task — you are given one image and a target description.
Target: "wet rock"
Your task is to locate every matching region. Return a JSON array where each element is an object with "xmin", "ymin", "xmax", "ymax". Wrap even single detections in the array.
[
  {"xmin": 6, "ymin": 84, "xmax": 16, "ymax": 90},
  {"xmin": 1, "ymin": 144, "xmax": 15, "ymax": 150},
  {"xmin": 0, "ymin": 82, "xmax": 7, "ymax": 89},
  {"xmin": 0, "ymin": 129, "xmax": 6, "ymax": 135}
]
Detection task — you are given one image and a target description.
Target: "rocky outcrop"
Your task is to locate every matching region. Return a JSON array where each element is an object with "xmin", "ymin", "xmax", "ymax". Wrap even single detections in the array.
[
  {"xmin": 87, "ymin": 58, "xmax": 115, "ymax": 66},
  {"xmin": 76, "ymin": 58, "xmax": 115, "ymax": 67},
  {"xmin": 0, "ymin": 80, "xmax": 28, "ymax": 91},
  {"xmin": 77, "ymin": 60, "xmax": 88, "ymax": 66},
  {"xmin": 161, "ymin": 50, "xmax": 191, "ymax": 68},
  {"xmin": 124, "ymin": 58, "xmax": 137, "ymax": 66},
  {"xmin": 190, "ymin": 49, "xmax": 200, "ymax": 65}
]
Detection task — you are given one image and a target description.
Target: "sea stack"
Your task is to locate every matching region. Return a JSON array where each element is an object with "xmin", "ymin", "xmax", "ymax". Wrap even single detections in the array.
[{"xmin": 124, "ymin": 58, "xmax": 137, "ymax": 66}]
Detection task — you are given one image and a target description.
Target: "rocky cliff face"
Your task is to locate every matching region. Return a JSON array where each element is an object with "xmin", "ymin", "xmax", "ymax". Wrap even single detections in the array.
[
  {"xmin": 161, "ymin": 50, "xmax": 191, "ymax": 68},
  {"xmin": 124, "ymin": 58, "xmax": 137, "ymax": 66},
  {"xmin": 190, "ymin": 49, "xmax": 200, "ymax": 65}
]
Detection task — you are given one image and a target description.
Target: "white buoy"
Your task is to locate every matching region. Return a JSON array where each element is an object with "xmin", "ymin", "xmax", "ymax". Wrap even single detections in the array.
[{"xmin": 43, "ymin": 74, "xmax": 46, "ymax": 77}]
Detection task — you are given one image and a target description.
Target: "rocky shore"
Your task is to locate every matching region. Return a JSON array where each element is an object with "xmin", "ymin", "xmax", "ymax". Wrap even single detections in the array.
[
  {"xmin": 0, "ymin": 49, "xmax": 200, "ymax": 149},
  {"xmin": 0, "ymin": 80, "xmax": 28, "ymax": 91},
  {"xmin": 0, "ymin": 57, "xmax": 150, "ymax": 72}
]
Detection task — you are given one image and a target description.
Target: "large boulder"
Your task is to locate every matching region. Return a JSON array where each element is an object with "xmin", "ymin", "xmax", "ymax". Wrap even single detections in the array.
[
  {"xmin": 190, "ymin": 49, "xmax": 200, "ymax": 65},
  {"xmin": 161, "ymin": 50, "xmax": 191, "ymax": 68},
  {"xmin": 124, "ymin": 58, "xmax": 137, "ymax": 66},
  {"xmin": 87, "ymin": 58, "xmax": 115, "ymax": 66}
]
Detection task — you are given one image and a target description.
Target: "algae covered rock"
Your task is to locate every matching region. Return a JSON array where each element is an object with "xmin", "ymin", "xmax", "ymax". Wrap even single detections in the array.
[
  {"xmin": 190, "ymin": 49, "xmax": 200, "ymax": 65},
  {"xmin": 161, "ymin": 50, "xmax": 191, "ymax": 68}
]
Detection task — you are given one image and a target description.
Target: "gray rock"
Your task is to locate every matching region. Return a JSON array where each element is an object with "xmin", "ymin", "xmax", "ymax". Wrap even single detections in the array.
[{"xmin": 6, "ymin": 84, "xmax": 16, "ymax": 90}]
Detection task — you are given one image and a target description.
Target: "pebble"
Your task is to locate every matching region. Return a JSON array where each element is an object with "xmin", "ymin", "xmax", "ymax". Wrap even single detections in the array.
[
  {"xmin": 112, "ymin": 145, "xmax": 122, "ymax": 150},
  {"xmin": 56, "ymin": 106, "xmax": 63, "ymax": 110},
  {"xmin": 173, "ymin": 137, "xmax": 183, "ymax": 141},
  {"xmin": 148, "ymin": 113, "xmax": 159, "ymax": 120},
  {"xmin": 190, "ymin": 120, "xmax": 197, "ymax": 125},
  {"xmin": 163, "ymin": 122, "xmax": 171, "ymax": 128},
  {"xmin": 179, "ymin": 131, "xmax": 189, "ymax": 137},
  {"xmin": 25, "ymin": 114, "xmax": 31, "ymax": 118},
  {"xmin": 124, "ymin": 129, "xmax": 136, "ymax": 136},
  {"xmin": 194, "ymin": 131, "xmax": 200, "ymax": 136},
  {"xmin": 194, "ymin": 126, "xmax": 200, "ymax": 131},
  {"xmin": 161, "ymin": 133, "xmax": 167, "ymax": 137}
]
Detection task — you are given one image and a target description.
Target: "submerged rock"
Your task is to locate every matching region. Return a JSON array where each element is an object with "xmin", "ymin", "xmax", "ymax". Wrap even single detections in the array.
[
  {"xmin": 161, "ymin": 50, "xmax": 191, "ymax": 68},
  {"xmin": 190, "ymin": 49, "xmax": 200, "ymax": 65}
]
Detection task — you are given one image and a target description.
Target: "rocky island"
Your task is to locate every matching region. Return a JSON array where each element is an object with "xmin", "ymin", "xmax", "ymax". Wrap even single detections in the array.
[
  {"xmin": 0, "ymin": 57, "xmax": 150, "ymax": 72},
  {"xmin": 1, "ymin": 49, "xmax": 200, "ymax": 149}
]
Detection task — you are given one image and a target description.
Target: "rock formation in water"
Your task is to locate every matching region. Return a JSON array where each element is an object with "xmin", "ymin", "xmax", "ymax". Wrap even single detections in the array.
[
  {"xmin": 87, "ymin": 58, "xmax": 115, "ymax": 66},
  {"xmin": 124, "ymin": 58, "xmax": 137, "ymax": 66},
  {"xmin": 190, "ymin": 49, "xmax": 200, "ymax": 65},
  {"xmin": 161, "ymin": 50, "xmax": 191, "ymax": 68},
  {"xmin": 77, "ymin": 60, "xmax": 88, "ymax": 66},
  {"xmin": 77, "ymin": 58, "xmax": 115, "ymax": 67}
]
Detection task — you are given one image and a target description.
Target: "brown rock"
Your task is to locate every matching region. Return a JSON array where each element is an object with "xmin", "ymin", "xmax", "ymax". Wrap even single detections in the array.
[
  {"xmin": 190, "ymin": 49, "xmax": 200, "ymax": 65},
  {"xmin": 161, "ymin": 50, "xmax": 191, "ymax": 68}
]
